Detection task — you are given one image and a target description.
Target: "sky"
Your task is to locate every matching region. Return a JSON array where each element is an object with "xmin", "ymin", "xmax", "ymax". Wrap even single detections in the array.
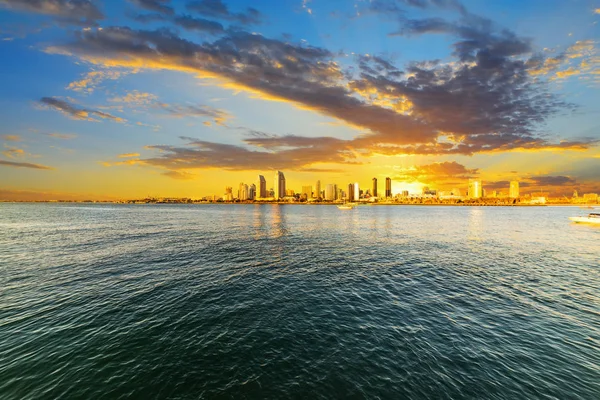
[{"xmin": 0, "ymin": 0, "xmax": 599, "ymax": 201}]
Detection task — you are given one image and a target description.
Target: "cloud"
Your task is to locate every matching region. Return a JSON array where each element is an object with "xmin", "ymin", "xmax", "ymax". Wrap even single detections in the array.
[
  {"xmin": 45, "ymin": 16, "xmax": 594, "ymax": 159},
  {"xmin": 2, "ymin": 134, "xmax": 21, "ymax": 141},
  {"xmin": 66, "ymin": 69, "xmax": 129, "ymax": 93},
  {"xmin": 118, "ymin": 152, "xmax": 140, "ymax": 158},
  {"xmin": 157, "ymin": 103, "xmax": 231, "ymax": 125},
  {"xmin": 128, "ymin": 0, "xmax": 174, "ymax": 16},
  {"xmin": 0, "ymin": 159, "xmax": 53, "ymax": 169},
  {"xmin": 128, "ymin": 12, "xmax": 168, "ymax": 23},
  {"xmin": 45, "ymin": 132, "xmax": 77, "ymax": 139},
  {"xmin": 110, "ymin": 90, "xmax": 158, "ymax": 105},
  {"xmin": 162, "ymin": 170, "xmax": 196, "ymax": 180},
  {"xmin": 595, "ymin": 8, "xmax": 600, "ymax": 15},
  {"xmin": 38, "ymin": 97, "xmax": 126, "ymax": 123},
  {"xmin": 2, "ymin": 145, "xmax": 26, "ymax": 158},
  {"xmin": 393, "ymin": 161, "xmax": 478, "ymax": 182},
  {"xmin": 0, "ymin": 0, "xmax": 104, "ymax": 26},
  {"xmin": 173, "ymin": 15, "xmax": 225, "ymax": 34},
  {"xmin": 529, "ymin": 175, "xmax": 576, "ymax": 186},
  {"xmin": 186, "ymin": 0, "xmax": 263, "ymax": 25}
]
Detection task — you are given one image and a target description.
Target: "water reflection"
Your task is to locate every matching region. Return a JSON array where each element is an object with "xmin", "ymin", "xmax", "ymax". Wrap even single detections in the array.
[{"xmin": 468, "ymin": 208, "xmax": 483, "ymax": 243}]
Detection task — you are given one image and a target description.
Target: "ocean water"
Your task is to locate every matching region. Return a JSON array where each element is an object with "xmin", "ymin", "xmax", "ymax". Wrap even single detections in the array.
[{"xmin": 0, "ymin": 203, "xmax": 599, "ymax": 399}]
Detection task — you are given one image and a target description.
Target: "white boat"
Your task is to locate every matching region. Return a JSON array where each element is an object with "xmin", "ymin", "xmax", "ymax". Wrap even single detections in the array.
[
  {"xmin": 337, "ymin": 203, "xmax": 355, "ymax": 210},
  {"xmin": 569, "ymin": 213, "xmax": 600, "ymax": 224}
]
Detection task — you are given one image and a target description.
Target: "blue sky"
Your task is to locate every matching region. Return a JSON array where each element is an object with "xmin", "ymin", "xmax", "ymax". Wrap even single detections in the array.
[{"xmin": 0, "ymin": 0, "xmax": 599, "ymax": 200}]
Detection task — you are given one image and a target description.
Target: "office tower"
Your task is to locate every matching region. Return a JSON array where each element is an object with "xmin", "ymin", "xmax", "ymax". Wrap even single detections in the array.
[
  {"xmin": 224, "ymin": 186, "xmax": 233, "ymax": 201},
  {"xmin": 238, "ymin": 182, "xmax": 249, "ymax": 200},
  {"xmin": 385, "ymin": 177, "xmax": 392, "ymax": 198},
  {"xmin": 257, "ymin": 175, "xmax": 267, "ymax": 198},
  {"xmin": 249, "ymin": 184, "xmax": 256, "ymax": 200},
  {"xmin": 286, "ymin": 189, "xmax": 295, "ymax": 196},
  {"xmin": 372, "ymin": 177, "xmax": 378, "ymax": 198},
  {"xmin": 509, "ymin": 181, "xmax": 519, "ymax": 198},
  {"xmin": 274, "ymin": 171, "xmax": 286, "ymax": 199},
  {"xmin": 325, "ymin": 184, "xmax": 335, "ymax": 201},
  {"xmin": 333, "ymin": 184, "xmax": 338, "ymax": 200},
  {"xmin": 354, "ymin": 182, "xmax": 360, "ymax": 201},
  {"xmin": 348, "ymin": 183, "xmax": 355, "ymax": 201},
  {"xmin": 468, "ymin": 179, "xmax": 482, "ymax": 198},
  {"xmin": 315, "ymin": 180, "xmax": 321, "ymax": 199},
  {"xmin": 301, "ymin": 185, "xmax": 312, "ymax": 200},
  {"xmin": 337, "ymin": 187, "xmax": 343, "ymax": 200}
]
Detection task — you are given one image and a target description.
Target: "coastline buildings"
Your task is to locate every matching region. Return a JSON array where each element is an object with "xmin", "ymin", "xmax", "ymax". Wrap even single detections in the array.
[
  {"xmin": 301, "ymin": 185, "xmax": 312, "ymax": 200},
  {"xmin": 224, "ymin": 186, "xmax": 233, "ymax": 201},
  {"xmin": 325, "ymin": 184, "xmax": 336, "ymax": 201},
  {"xmin": 315, "ymin": 180, "xmax": 321, "ymax": 200},
  {"xmin": 354, "ymin": 182, "xmax": 360, "ymax": 201},
  {"xmin": 468, "ymin": 179, "xmax": 483, "ymax": 199},
  {"xmin": 372, "ymin": 177, "xmax": 378, "ymax": 198},
  {"xmin": 348, "ymin": 183, "xmax": 355, "ymax": 201},
  {"xmin": 385, "ymin": 177, "xmax": 392, "ymax": 198},
  {"xmin": 257, "ymin": 175, "xmax": 267, "ymax": 199},
  {"xmin": 510, "ymin": 181, "xmax": 519, "ymax": 198},
  {"xmin": 274, "ymin": 171, "xmax": 286, "ymax": 200}
]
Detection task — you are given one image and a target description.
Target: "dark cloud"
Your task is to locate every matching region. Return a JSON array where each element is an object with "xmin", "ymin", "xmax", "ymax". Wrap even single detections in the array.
[
  {"xmin": 173, "ymin": 15, "xmax": 224, "ymax": 34},
  {"xmin": 186, "ymin": 0, "xmax": 262, "ymax": 25},
  {"xmin": 141, "ymin": 136, "xmax": 360, "ymax": 171},
  {"xmin": 0, "ymin": 0, "xmax": 104, "ymax": 25},
  {"xmin": 39, "ymin": 97, "xmax": 125, "ymax": 123},
  {"xmin": 128, "ymin": 0, "xmax": 173, "ymax": 16},
  {"xmin": 529, "ymin": 175, "xmax": 576, "ymax": 186},
  {"xmin": 129, "ymin": 12, "xmax": 168, "ymax": 23},
  {"xmin": 0, "ymin": 159, "xmax": 53, "ymax": 169},
  {"xmin": 156, "ymin": 103, "xmax": 230, "ymax": 125},
  {"xmin": 393, "ymin": 161, "xmax": 478, "ymax": 182}
]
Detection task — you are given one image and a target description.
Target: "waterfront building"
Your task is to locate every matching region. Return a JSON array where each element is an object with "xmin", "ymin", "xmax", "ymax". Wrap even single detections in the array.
[
  {"xmin": 385, "ymin": 177, "xmax": 392, "ymax": 198},
  {"xmin": 224, "ymin": 186, "xmax": 233, "ymax": 201},
  {"xmin": 315, "ymin": 180, "xmax": 321, "ymax": 199},
  {"xmin": 274, "ymin": 171, "xmax": 286, "ymax": 199},
  {"xmin": 301, "ymin": 185, "xmax": 312, "ymax": 200},
  {"xmin": 509, "ymin": 181, "xmax": 519, "ymax": 198},
  {"xmin": 238, "ymin": 183, "xmax": 249, "ymax": 200},
  {"xmin": 249, "ymin": 184, "xmax": 256, "ymax": 200},
  {"xmin": 348, "ymin": 183, "xmax": 355, "ymax": 201},
  {"xmin": 468, "ymin": 179, "xmax": 482, "ymax": 198},
  {"xmin": 257, "ymin": 175, "xmax": 267, "ymax": 198},
  {"xmin": 583, "ymin": 193, "xmax": 599, "ymax": 203},
  {"xmin": 402, "ymin": 190, "xmax": 409, "ymax": 197},
  {"xmin": 354, "ymin": 182, "xmax": 360, "ymax": 201},
  {"xmin": 451, "ymin": 188, "xmax": 462, "ymax": 196},
  {"xmin": 337, "ymin": 187, "xmax": 344, "ymax": 200},
  {"xmin": 325, "ymin": 184, "xmax": 335, "ymax": 201},
  {"xmin": 372, "ymin": 177, "xmax": 378, "ymax": 198},
  {"xmin": 333, "ymin": 184, "xmax": 338, "ymax": 201},
  {"xmin": 286, "ymin": 189, "xmax": 295, "ymax": 196}
]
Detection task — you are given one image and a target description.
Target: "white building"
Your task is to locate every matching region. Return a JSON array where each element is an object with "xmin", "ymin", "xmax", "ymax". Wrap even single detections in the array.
[
  {"xmin": 509, "ymin": 181, "xmax": 519, "ymax": 198},
  {"xmin": 468, "ymin": 179, "xmax": 482, "ymax": 199},
  {"xmin": 354, "ymin": 182, "xmax": 360, "ymax": 201}
]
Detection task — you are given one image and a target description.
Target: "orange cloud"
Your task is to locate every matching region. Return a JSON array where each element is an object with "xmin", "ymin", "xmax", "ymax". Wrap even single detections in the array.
[
  {"xmin": 118, "ymin": 152, "xmax": 141, "ymax": 158},
  {"xmin": 2, "ymin": 134, "xmax": 21, "ymax": 142},
  {"xmin": 0, "ymin": 160, "xmax": 53, "ymax": 170}
]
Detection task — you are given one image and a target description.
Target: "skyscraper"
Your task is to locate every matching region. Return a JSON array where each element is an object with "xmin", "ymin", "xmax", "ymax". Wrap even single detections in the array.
[
  {"xmin": 385, "ymin": 177, "xmax": 392, "ymax": 198},
  {"xmin": 325, "ymin": 184, "xmax": 335, "ymax": 201},
  {"xmin": 249, "ymin": 184, "xmax": 256, "ymax": 200},
  {"xmin": 468, "ymin": 179, "xmax": 482, "ymax": 198},
  {"xmin": 509, "ymin": 181, "xmax": 519, "ymax": 198},
  {"xmin": 224, "ymin": 186, "xmax": 233, "ymax": 201},
  {"xmin": 347, "ymin": 183, "xmax": 355, "ymax": 201},
  {"xmin": 238, "ymin": 183, "xmax": 249, "ymax": 200},
  {"xmin": 274, "ymin": 171, "xmax": 286, "ymax": 199},
  {"xmin": 372, "ymin": 177, "xmax": 378, "ymax": 198},
  {"xmin": 354, "ymin": 182, "xmax": 360, "ymax": 201},
  {"xmin": 257, "ymin": 175, "xmax": 267, "ymax": 199},
  {"xmin": 301, "ymin": 185, "xmax": 312, "ymax": 200},
  {"xmin": 315, "ymin": 180, "xmax": 321, "ymax": 199}
]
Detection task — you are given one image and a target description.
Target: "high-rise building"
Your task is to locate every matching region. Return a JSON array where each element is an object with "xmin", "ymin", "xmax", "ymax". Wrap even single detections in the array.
[
  {"xmin": 315, "ymin": 180, "xmax": 321, "ymax": 199},
  {"xmin": 238, "ymin": 182, "xmax": 249, "ymax": 200},
  {"xmin": 509, "ymin": 181, "xmax": 519, "ymax": 198},
  {"xmin": 274, "ymin": 171, "xmax": 286, "ymax": 199},
  {"xmin": 337, "ymin": 187, "xmax": 343, "ymax": 200},
  {"xmin": 468, "ymin": 179, "xmax": 482, "ymax": 198},
  {"xmin": 372, "ymin": 177, "xmax": 378, "ymax": 198},
  {"xmin": 249, "ymin": 184, "xmax": 256, "ymax": 200},
  {"xmin": 348, "ymin": 183, "xmax": 355, "ymax": 201},
  {"xmin": 354, "ymin": 182, "xmax": 360, "ymax": 201},
  {"xmin": 224, "ymin": 186, "xmax": 233, "ymax": 201},
  {"xmin": 385, "ymin": 177, "xmax": 392, "ymax": 198},
  {"xmin": 301, "ymin": 185, "xmax": 312, "ymax": 200},
  {"xmin": 333, "ymin": 184, "xmax": 338, "ymax": 200},
  {"xmin": 257, "ymin": 175, "xmax": 267, "ymax": 198},
  {"xmin": 325, "ymin": 184, "xmax": 335, "ymax": 201}
]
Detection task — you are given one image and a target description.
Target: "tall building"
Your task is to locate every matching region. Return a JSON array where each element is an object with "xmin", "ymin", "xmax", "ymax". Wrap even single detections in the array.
[
  {"xmin": 249, "ymin": 184, "xmax": 256, "ymax": 200},
  {"xmin": 274, "ymin": 171, "xmax": 286, "ymax": 199},
  {"xmin": 348, "ymin": 183, "xmax": 355, "ymax": 201},
  {"xmin": 468, "ymin": 179, "xmax": 482, "ymax": 198},
  {"xmin": 257, "ymin": 175, "xmax": 267, "ymax": 198},
  {"xmin": 315, "ymin": 180, "xmax": 321, "ymax": 199},
  {"xmin": 224, "ymin": 186, "xmax": 233, "ymax": 201},
  {"xmin": 325, "ymin": 184, "xmax": 335, "ymax": 201},
  {"xmin": 333, "ymin": 184, "xmax": 338, "ymax": 200},
  {"xmin": 385, "ymin": 177, "xmax": 392, "ymax": 198},
  {"xmin": 301, "ymin": 185, "xmax": 312, "ymax": 200},
  {"xmin": 372, "ymin": 177, "xmax": 378, "ymax": 198},
  {"xmin": 509, "ymin": 181, "xmax": 519, "ymax": 198},
  {"xmin": 238, "ymin": 182, "xmax": 249, "ymax": 200},
  {"xmin": 354, "ymin": 182, "xmax": 360, "ymax": 201}
]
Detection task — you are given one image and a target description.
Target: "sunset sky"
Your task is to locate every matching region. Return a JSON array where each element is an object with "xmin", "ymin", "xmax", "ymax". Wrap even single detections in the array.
[{"xmin": 0, "ymin": 0, "xmax": 599, "ymax": 200}]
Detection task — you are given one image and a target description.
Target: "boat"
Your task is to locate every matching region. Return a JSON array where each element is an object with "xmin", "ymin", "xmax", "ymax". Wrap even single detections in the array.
[
  {"xmin": 569, "ymin": 213, "xmax": 600, "ymax": 224},
  {"xmin": 337, "ymin": 203, "xmax": 355, "ymax": 210}
]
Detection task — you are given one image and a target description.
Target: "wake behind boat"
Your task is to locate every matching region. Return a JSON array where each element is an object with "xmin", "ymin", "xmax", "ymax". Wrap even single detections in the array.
[
  {"xmin": 337, "ymin": 203, "xmax": 356, "ymax": 210},
  {"xmin": 569, "ymin": 213, "xmax": 600, "ymax": 224}
]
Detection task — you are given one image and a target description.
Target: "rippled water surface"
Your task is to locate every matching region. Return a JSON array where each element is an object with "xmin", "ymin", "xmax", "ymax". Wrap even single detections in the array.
[{"xmin": 1, "ymin": 203, "xmax": 599, "ymax": 399}]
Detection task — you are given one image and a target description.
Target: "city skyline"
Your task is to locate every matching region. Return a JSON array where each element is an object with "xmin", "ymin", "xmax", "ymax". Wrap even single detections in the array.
[{"xmin": 1, "ymin": 0, "xmax": 599, "ymax": 201}]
